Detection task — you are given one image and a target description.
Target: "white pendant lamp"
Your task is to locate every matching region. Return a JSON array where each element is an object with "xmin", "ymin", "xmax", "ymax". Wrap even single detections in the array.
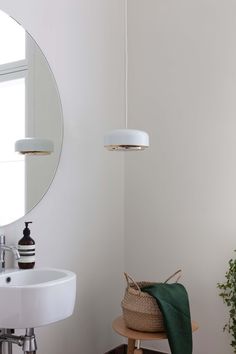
[
  {"xmin": 104, "ymin": 129, "xmax": 149, "ymax": 151},
  {"xmin": 104, "ymin": 0, "xmax": 149, "ymax": 151},
  {"xmin": 15, "ymin": 137, "xmax": 54, "ymax": 155}
]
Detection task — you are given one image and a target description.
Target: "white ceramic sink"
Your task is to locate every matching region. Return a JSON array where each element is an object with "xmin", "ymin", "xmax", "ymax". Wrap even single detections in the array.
[{"xmin": 0, "ymin": 268, "xmax": 76, "ymax": 329}]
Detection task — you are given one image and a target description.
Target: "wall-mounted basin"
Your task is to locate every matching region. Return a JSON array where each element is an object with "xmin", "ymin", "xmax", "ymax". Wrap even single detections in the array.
[{"xmin": 0, "ymin": 268, "xmax": 76, "ymax": 329}]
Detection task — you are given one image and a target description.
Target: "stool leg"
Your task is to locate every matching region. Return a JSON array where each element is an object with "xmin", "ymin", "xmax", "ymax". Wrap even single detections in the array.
[
  {"xmin": 127, "ymin": 338, "xmax": 135, "ymax": 354},
  {"xmin": 134, "ymin": 340, "xmax": 143, "ymax": 354}
]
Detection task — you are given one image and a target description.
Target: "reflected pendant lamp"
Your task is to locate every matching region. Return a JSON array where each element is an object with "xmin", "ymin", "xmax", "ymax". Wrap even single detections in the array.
[
  {"xmin": 104, "ymin": 0, "xmax": 149, "ymax": 151},
  {"xmin": 15, "ymin": 137, "xmax": 54, "ymax": 155}
]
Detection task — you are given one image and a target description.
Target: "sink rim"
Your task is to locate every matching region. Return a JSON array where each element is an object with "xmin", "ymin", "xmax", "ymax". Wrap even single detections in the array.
[{"xmin": 0, "ymin": 267, "xmax": 76, "ymax": 288}]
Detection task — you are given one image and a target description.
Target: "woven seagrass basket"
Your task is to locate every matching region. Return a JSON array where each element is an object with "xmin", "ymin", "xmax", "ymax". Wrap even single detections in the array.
[{"xmin": 121, "ymin": 270, "xmax": 181, "ymax": 332}]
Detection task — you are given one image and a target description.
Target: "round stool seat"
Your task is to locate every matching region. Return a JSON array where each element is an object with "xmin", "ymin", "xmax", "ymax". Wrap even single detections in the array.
[{"xmin": 112, "ymin": 316, "xmax": 199, "ymax": 354}]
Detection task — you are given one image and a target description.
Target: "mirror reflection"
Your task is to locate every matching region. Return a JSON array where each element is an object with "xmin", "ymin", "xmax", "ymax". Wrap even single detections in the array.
[{"xmin": 0, "ymin": 10, "xmax": 63, "ymax": 226}]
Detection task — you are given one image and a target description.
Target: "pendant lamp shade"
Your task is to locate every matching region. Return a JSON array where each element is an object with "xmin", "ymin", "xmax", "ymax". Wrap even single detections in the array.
[
  {"xmin": 15, "ymin": 138, "xmax": 54, "ymax": 155},
  {"xmin": 104, "ymin": 129, "xmax": 149, "ymax": 151}
]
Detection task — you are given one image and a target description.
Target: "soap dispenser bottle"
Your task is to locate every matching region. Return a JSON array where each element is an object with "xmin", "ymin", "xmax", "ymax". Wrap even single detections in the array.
[{"xmin": 18, "ymin": 221, "xmax": 35, "ymax": 269}]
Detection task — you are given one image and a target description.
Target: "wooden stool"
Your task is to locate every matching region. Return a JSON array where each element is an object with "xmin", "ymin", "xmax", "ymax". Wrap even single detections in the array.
[{"xmin": 112, "ymin": 316, "xmax": 199, "ymax": 354}]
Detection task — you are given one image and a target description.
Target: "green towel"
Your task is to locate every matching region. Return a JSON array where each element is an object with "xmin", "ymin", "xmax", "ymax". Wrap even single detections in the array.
[{"xmin": 142, "ymin": 283, "xmax": 192, "ymax": 354}]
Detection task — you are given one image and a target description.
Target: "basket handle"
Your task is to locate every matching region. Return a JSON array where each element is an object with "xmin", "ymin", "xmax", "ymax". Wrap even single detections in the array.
[
  {"xmin": 124, "ymin": 272, "xmax": 141, "ymax": 294},
  {"xmin": 164, "ymin": 269, "xmax": 182, "ymax": 283}
]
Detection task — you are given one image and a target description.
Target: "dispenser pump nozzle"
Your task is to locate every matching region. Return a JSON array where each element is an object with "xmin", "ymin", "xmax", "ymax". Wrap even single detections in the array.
[{"xmin": 23, "ymin": 221, "xmax": 33, "ymax": 237}]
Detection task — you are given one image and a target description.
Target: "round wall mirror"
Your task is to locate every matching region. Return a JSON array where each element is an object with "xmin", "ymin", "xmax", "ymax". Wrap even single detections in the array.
[{"xmin": 0, "ymin": 10, "xmax": 63, "ymax": 226}]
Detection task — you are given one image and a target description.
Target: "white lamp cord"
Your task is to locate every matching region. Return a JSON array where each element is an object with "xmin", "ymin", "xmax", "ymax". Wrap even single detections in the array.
[{"xmin": 125, "ymin": 0, "xmax": 128, "ymax": 129}]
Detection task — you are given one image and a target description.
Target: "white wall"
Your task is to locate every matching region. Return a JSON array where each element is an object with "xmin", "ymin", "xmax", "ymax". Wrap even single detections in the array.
[
  {"xmin": 0, "ymin": 1, "xmax": 234, "ymax": 353},
  {"xmin": 0, "ymin": 1, "xmax": 125, "ymax": 353},
  {"xmin": 125, "ymin": 1, "xmax": 236, "ymax": 353}
]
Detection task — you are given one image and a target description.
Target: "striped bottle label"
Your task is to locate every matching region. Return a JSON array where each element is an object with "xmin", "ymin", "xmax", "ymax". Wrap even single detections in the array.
[{"xmin": 18, "ymin": 245, "xmax": 35, "ymax": 263}]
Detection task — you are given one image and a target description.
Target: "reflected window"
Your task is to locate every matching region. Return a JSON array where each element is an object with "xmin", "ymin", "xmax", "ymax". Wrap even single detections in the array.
[
  {"xmin": 0, "ymin": 10, "xmax": 25, "ymax": 65},
  {"xmin": 0, "ymin": 78, "xmax": 25, "ymax": 161},
  {"xmin": 0, "ymin": 11, "xmax": 26, "ymax": 225}
]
